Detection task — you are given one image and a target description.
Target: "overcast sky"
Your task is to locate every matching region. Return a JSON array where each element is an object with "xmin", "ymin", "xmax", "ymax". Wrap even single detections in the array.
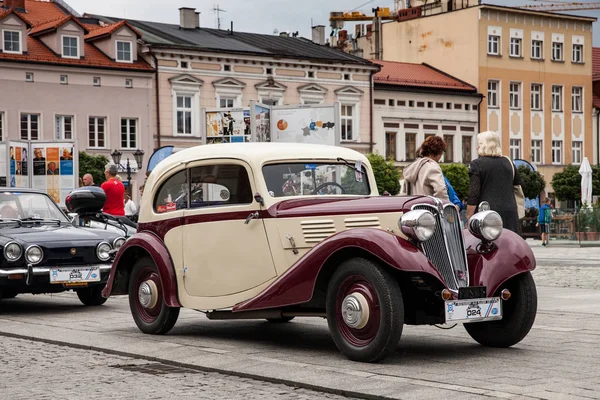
[{"xmin": 67, "ymin": 0, "xmax": 600, "ymax": 45}]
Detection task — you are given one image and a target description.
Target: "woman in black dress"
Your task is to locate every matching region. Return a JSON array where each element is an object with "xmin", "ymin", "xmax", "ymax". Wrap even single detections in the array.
[{"xmin": 466, "ymin": 131, "xmax": 524, "ymax": 233}]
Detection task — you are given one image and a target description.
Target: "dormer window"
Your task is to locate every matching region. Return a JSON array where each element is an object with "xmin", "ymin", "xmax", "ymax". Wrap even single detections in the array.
[
  {"xmin": 62, "ymin": 36, "xmax": 79, "ymax": 59},
  {"xmin": 3, "ymin": 30, "xmax": 21, "ymax": 54},
  {"xmin": 116, "ymin": 40, "xmax": 132, "ymax": 63}
]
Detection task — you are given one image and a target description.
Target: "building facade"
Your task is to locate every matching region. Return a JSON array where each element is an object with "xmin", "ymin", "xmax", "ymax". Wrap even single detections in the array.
[
  {"xmin": 91, "ymin": 8, "xmax": 379, "ymax": 154},
  {"xmin": 372, "ymin": 60, "xmax": 481, "ymax": 165},
  {"xmin": 0, "ymin": 0, "xmax": 154, "ymax": 200},
  {"xmin": 355, "ymin": 3, "xmax": 595, "ymax": 194}
]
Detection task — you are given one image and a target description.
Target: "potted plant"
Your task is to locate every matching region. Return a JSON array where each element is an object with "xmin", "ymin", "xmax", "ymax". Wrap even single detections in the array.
[
  {"xmin": 576, "ymin": 206, "xmax": 591, "ymax": 241},
  {"xmin": 587, "ymin": 204, "xmax": 600, "ymax": 241}
]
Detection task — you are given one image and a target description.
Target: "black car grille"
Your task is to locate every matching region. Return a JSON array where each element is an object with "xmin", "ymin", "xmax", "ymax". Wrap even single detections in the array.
[
  {"xmin": 412, "ymin": 203, "xmax": 469, "ymax": 291},
  {"xmin": 43, "ymin": 246, "xmax": 98, "ymax": 265}
]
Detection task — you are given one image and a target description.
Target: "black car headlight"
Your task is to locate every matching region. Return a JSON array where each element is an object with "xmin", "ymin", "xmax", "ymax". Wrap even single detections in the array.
[
  {"xmin": 25, "ymin": 245, "xmax": 43, "ymax": 265},
  {"xmin": 469, "ymin": 211, "xmax": 503, "ymax": 242},
  {"xmin": 96, "ymin": 242, "xmax": 112, "ymax": 261},
  {"xmin": 399, "ymin": 210, "xmax": 437, "ymax": 242},
  {"xmin": 112, "ymin": 237, "xmax": 126, "ymax": 252},
  {"xmin": 4, "ymin": 242, "xmax": 22, "ymax": 262}
]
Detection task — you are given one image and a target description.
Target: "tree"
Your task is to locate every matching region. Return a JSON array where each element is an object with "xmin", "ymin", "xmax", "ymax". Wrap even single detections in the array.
[
  {"xmin": 517, "ymin": 166, "xmax": 546, "ymax": 200},
  {"xmin": 440, "ymin": 163, "xmax": 469, "ymax": 200},
  {"xmin": 366, "ymin": 153, "xmax": 401, "ymax": 195},
  {"xmin": 78, "ymin": 151, "xmax": 109, "ymax": 187},
  {"xmin": 551, "ymin": 165, "xmax": 581, "ymax": 201}
]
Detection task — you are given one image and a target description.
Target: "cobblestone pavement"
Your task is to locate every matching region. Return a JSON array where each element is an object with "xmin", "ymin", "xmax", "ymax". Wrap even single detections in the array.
[{"xmin": 0, "ymin": 336, "xmax": 356, "ymax": 400}]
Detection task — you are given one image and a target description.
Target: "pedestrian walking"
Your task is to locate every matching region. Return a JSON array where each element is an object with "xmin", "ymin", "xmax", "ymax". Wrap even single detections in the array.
[
  {"xmin": 537, "ymin": 197, "xmax": 552, "ymax": 246},
  {"xmin": 466, "ymin": 131, "xmax": 524, "ymax": 233},
  {"xmin": 402, "ymin": 136, "xmax": 449, "ymax": 200},
  {"xmin": 82, "ymin": 173, "xmax": 94, "ymax": 187},
  {"xmin": 101, "ymin": 163, "xmax": 125, "ymax": 216}
]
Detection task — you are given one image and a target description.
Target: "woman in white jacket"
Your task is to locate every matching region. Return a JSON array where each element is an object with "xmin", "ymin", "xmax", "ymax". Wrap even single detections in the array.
[{"xmin": 402, "ymin": 135, "xmax": 449, "ymax": 200}]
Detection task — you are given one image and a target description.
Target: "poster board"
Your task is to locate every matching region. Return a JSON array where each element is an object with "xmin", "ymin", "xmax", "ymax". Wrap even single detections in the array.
[
  {"xmin": 202, "ymin": 107, "xmax": 252, "ymax": 144},
  {"xmin": 270, "ymin": 103, "xmax": 340, "ymax": 146},
  {"xmin": 250, "ymin": 101, "xmax": 271, "ymax": 143},
  {"xmin": 8, "ymin": 140, "xmax": 31, "ymax": 189},
  {"xmin": 0, "ymin": 142, "xmax": 7, "ymax": 187}
]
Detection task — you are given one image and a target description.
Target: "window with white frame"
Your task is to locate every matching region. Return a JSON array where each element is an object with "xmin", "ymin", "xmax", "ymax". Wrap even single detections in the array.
[
  {"xmin": 341, "ymin": 104, "xmax": 356, "ymax": 141},
  {"xmin": 487, "ymin": 80, "xmax": 499, "ymax": 108},
  {"xmin": 531, "ymin": 84, "xmax": 543, "ymax": 110},
  {"xmin": 510, "ymin": 37, "xmax": 522, "ymax": 57},
  {"xmin": 3, "ymin": 30, "xmax": 21, "ymax": 53},
  {"xmin": 552, "ymin": 140, "xmax": 563, "ymax": 164},
  {"xmin": 572, "ymin": 86, "xmax": 583, "ymax": 113},
  {"xmin": 0, "ymin": 111, "xmax": 4, "ymax": 141},
  {"xmin": 219, "ymin": 98, "xmax": 234, "ymax": 108},
  {"xmin": 20, "ymin": 113, "xmax": 40, "ymax": 140},
  {"xmin": 116, "ymin": 41, "xmax": 132, "ymax": 62},
  {"xmin": 552, "ymin": 41, "xmax": 563, "ymax": 61},
  {"xmin": 552, "ymin": 85, "xmax": 563, "ymax": 112},
  {"xmin": 488, "ymin": 34, "xmax": 500, "ymax": 55},
  {"xmin": 531, "ymin": 39, "xmax": 543, "ymax": 59},
  {"xmin": 55, "ymin": 115, "xmax": 73, "ymax": 140},
  {"xmin": 89, "ymin": 117, "xmax": 106, "ymax": 148},
  {"xmin": 531, "ymin": 140, "xmax": 542, "ymax": 164},
  {"xmin": 260, "ymin": 99, "xmax": 279, "ymax": 106},
  {"xmin": 509, "ymin": 139, "xmax": 521, "ymax": 160},
  {"xmin": 572, "ymin": 43, "xmax": 583, "ymax": 63},
  {"xmin": 176, "ymin": 95, "xmax": 193, "ymax": 135},
  {"xmin": 62, "ymin": 36, "xmax": 79, "ymax": 58},
  {"xmin": 121, "ymin": 118, "xmax": 137, "ymax": 149},
  {"xmin": 509, "ymin": 82, "xmax": 521, "ymax": 109},
  {"xmin": 572, "ymin": 141, "xmax": 582, "ymax": 164}
]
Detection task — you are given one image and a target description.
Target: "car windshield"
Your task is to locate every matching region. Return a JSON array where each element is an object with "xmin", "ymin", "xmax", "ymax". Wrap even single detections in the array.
[
  {"xmin": 263, "ymin": 162, "xmax": 370, "ymax": 197},
  {"xmin": 0, "ymin": 192, "xmax": 69, "ymax": 223}
]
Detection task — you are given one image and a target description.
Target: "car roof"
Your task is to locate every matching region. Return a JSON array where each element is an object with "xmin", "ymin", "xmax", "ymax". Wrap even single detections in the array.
[{"xmin": 0, "ymin": 188, "xmax": 48, "ymax": 194}]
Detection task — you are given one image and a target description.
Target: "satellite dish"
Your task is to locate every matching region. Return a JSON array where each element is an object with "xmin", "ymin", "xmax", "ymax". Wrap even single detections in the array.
[{"xmin": 273, "ymin": 29, "xmax": 279, "ymax": 35}]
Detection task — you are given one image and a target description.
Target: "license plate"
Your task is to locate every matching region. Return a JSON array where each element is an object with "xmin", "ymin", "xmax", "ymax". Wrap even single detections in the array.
[
  {"xmin": 50, "ymin": 267, "xmax": 101, "ymax": 284},
  {"xmin": 445, "ymin": 297, "xmax": 502, "ymax": 323}
]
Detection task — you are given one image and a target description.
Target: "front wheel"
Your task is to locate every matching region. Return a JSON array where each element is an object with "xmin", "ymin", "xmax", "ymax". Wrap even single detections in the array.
[
  {"xmin": 129, "ymin": 257, "xmax": 180, "ymax": 335},
  {"xmin": 326, "ymin": 258, "xmax": 404, "ymax": 363},
  {"xmin": 76, "ymin": 286, "xmax": 107, "ymax": 306},
  {"xmin": 465, "ymin": 272, "xmax": 537, "ymax": 347}
]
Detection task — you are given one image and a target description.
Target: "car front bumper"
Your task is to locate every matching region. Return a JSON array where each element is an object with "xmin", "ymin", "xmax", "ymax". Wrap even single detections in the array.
[{"xmin": 0, "ymin": 264, "xmax": 112, "ymax": 287}]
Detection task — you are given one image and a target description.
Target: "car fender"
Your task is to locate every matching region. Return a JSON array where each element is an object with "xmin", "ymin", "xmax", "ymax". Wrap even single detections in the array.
[
  {"xmin": 101, "ymin": 232, "xmax": 181, "ymax": 307},
  {"xmin": 464, "ymin": 228, "xmax": 536, "ymax": 296},
  {"xmin": 234, "ymin": 228, "xmax": 445, "ymax": 312}
]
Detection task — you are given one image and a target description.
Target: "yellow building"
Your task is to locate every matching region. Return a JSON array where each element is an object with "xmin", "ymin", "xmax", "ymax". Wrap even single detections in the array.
[{"xmin": 357, "ymin": 3, "xmax": 596, "ymax": 194}]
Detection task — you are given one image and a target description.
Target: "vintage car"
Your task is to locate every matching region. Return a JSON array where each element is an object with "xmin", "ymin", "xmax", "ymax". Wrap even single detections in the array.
[
  {"xmin": 0, "ymin": 188, "xmax": 126, "ymax": 306},
  {"xmin": 103, "ymin": 143, "xmax": 537, "ymax": 363}
]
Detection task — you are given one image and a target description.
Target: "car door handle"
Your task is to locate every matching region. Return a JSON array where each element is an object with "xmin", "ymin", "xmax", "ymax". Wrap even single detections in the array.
[{"xmin": 244, "ymin": 212, "xmax": 260, "ymax": 224}]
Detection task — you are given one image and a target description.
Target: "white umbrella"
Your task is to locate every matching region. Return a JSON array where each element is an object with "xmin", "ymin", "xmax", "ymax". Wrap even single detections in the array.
[{"xmin": 579, "ymin": 157, "xmax": 593, "ymax": 207}]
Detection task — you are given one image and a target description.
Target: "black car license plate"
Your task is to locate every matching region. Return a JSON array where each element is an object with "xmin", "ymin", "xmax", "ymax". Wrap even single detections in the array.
[{"xmin": 458, "ymin": 286, "xmax": 487, "ymax": 300}]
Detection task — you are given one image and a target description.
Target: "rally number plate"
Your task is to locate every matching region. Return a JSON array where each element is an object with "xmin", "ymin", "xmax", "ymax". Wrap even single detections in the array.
[
  {"xmin": 445, "ymin": 297, "xmax": 502, "ymax": 323},
  {"xmin": 50, "ymin": 267, "xmax": 101, "ymax": 284}
]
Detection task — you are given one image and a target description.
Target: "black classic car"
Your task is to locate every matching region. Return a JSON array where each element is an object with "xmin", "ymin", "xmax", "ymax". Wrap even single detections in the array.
[{"xmin": 0, "ymin": 188, "xmax": 125, "ymax": 305}]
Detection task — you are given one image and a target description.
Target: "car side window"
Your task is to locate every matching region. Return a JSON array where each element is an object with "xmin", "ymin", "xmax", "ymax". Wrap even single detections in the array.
[
  {"xmin": 154, "ymin": 170, "xmax": 189, "ymax": 214},
  {"xmin": 189, "ymin": 164, "xmax": 252, "ymax": 209}
]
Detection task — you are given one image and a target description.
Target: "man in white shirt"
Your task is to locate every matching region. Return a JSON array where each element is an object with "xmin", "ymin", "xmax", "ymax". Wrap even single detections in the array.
[{"xmin": 124, "ymin": 193, "xmax": 137, "ymax": 217}]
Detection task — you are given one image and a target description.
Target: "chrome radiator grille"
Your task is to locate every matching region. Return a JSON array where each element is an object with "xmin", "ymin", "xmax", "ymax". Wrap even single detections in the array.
[{"xmin": 413, "ymin": 204, "xmax": 469, "ymax": 291}]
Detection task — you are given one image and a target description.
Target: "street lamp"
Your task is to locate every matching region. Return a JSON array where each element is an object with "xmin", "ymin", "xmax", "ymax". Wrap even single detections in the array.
[{"xmin": 110, "ymin": 149, "xmax": 144, "ymax": 195}]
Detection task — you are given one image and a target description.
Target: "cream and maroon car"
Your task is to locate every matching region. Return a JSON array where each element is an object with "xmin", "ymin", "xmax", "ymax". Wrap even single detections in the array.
[{"xmin": 103, "ymin": 143, "xmax": 537, "ymax": 363}]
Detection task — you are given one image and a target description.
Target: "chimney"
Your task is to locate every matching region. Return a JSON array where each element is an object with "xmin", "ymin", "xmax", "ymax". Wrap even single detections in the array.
[
  {"xmin": 195, "ymin": 12, "xmax": 200, "ymax": 28},
  {"xmin": 279, "ymin": 32, "xmax": 289, "ymax": 37},
  {"xmin": 4, "ymin": 0, "xmax": 26, "ymax": 11},
  {"xmin": 179, "ymin": 7, "xmax": 197, "ymax": 30},
  {"xmin": 311, "ymin": 25, "xmax": 325, "ymax": 46}
]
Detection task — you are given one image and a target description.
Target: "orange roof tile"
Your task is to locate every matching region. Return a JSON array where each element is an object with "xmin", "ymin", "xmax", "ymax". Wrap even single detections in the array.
[
  {"xmin": 593, "ymin": 47, "xmax": 600, "ymax": 81},
  {"xmin": 85, "ymin": 20, "xmax": 141, "ymax": 41},
  {"xmin": 372, "ymin": 59, "xmax": 476, "ymax": 92},
  {"xmin": 29, "ymin": 14, "xmax": 88, "ymax": 36}
]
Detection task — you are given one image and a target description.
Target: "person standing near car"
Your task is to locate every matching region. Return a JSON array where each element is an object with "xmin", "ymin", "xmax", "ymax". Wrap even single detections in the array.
[
  {"xmin": 101, "ymin": 164, "xmax": 125, "ymax": 216},
  {"xmin": 537, "ymin": 197, "xmax": 552, "ymax": 246},
  {"xmin": 124, "ymin": 192, "xmax": 137, "ymax": 217},
  {"xmin": 402, "ymin": 136, "xmax": 449, "ymax": 200}
]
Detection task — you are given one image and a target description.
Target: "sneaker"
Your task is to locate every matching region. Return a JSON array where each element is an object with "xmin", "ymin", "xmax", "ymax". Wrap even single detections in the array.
[{"xmin": 542, "ymin": 243, "xmax": 547, "ymax": 246}]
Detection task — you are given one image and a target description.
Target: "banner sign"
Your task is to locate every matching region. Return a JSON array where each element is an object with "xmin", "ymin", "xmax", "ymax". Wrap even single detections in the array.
[
  {"xmin": 30, "ymin": 143, "xmax": 75, "ymax": 206},
  {"xmin": 270, "ymin": 103, "xmax": 340, "ymax": 146},
  {"xmin": 204, "ymin": 108, "xmax": 251, "ymax": 144}
]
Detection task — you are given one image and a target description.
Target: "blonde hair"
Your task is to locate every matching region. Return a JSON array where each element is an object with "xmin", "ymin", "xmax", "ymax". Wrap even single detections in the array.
[{"xmin": 477, "ymin": 131, "xmax": 503, "ymax": 157}]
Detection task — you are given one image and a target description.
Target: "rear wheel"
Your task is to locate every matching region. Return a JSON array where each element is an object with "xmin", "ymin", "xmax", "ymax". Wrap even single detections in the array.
[
  {"xmin": 129, "ymin": 257, "xmax": 180, "ymax": 335},
  {"xmin": 76, "ymin": 286, "xmax": 107, "ymax": 306},
  {"xmin": 464, "ymin": 272, "xmax": 537, "ymax": 347},
  {"xmin": 326, "ymin": 258, "xmax": 404, "ymax": 363}
]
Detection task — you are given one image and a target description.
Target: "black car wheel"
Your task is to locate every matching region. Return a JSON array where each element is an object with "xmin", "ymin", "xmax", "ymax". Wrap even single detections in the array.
[
  {"xmin": 129, "ymin": 257, "xmax": 179, "ymax": 335},
  {"xmin": 464, "ymin": 272, "xmax": 537, "ymax": 348},
  {"xmin": 76, "ymin": 286, "xmax": 108, "ymax": 306},
  {"xmin": 266, "ymin": 316, "xmax": 295, "ymax": 323},
  {"xmin": 1, "ymin": 289, "xmax": 18, "ymax": 299},
  {"xmin": 326, "ymin": 258, "xmax": 403, "ymax": 363}
]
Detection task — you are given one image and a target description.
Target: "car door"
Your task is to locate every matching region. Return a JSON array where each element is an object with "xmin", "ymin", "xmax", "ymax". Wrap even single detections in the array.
[{"xmin": 181, "ymin": 160, "xmax": 277, "ymax": 298}]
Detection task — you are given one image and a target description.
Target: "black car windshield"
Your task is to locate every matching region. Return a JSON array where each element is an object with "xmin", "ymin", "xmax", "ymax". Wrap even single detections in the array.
[
  {"xmin": 0, "ymin": 192, "xmax": 69, "ymax": 223},
  {"xmin": 263, "ymin": 162, "xmax": 370, "ymax": 197}
]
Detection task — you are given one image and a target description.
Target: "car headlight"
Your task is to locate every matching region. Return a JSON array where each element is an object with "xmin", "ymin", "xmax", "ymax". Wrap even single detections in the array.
[
  {"xmin": 4, "ymin": 242, "xmax": 22, "ymax": 262},
  {"xmin": 399, "ymin": 210, "xmax": 437, "ymax": 242},
  {"xmin": 25, "ymin": 245, "xmax": 43, "ymax": 265},
  {"xmin": 112, "ymin": 237, "xmax": 126, "ymax": 251},
  {"xmin": 96, "ymin": 242, "xmax": 112, "ymax": 261},
  {"xmin": 468, "ymin": 211, "xmax": 503, "ymax": 242}
]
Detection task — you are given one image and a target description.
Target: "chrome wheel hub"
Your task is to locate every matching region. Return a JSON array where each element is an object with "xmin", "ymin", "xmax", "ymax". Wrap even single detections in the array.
[
  {"xmin": 341, "ymin": 293, "xmax": 370, "ymax": 329},
  {"xmin": 138, "ymin": 280, "xmax": 158, "ymax": 309}
]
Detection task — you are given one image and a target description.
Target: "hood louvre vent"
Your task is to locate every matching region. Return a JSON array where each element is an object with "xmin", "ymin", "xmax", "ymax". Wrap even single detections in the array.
[
  {"xmin": 344, "ymin": 216, "xmax": 381, "ymax": 230},
  {"xmin": 301, "ymin": 219, "xmax": 336, "ymax": 243}
]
